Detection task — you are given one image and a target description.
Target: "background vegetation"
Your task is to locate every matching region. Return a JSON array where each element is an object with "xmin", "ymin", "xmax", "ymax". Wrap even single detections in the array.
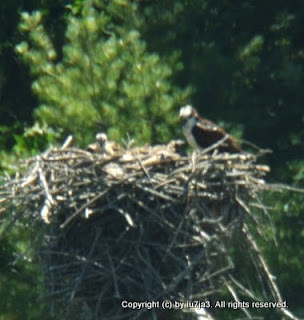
[{"xmin": 0, "ymin": 0, "xmax": 303, "ymax": 318}]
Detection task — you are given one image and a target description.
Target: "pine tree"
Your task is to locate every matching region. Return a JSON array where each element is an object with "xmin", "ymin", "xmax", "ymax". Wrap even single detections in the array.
[{"xmin": 16, "ymin": 0, "xmax": 191, "ymax": 146}]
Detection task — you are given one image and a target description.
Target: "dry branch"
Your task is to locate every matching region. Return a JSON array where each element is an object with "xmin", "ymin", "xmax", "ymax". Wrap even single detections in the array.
[{"xmin": 0, "ymin": 140, "xmax": 300, "ymax": 320}]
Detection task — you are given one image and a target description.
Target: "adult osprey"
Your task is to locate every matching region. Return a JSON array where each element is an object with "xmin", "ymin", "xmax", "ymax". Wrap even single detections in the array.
[{"xmin": 179, "ymin": 105, "xmax": 241, "ymax": 153}]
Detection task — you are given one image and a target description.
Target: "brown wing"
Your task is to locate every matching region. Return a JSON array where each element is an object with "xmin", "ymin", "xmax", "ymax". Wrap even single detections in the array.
[{"xmin": 193, "ymin": 118, "xmax": 241, "ymax": 153}]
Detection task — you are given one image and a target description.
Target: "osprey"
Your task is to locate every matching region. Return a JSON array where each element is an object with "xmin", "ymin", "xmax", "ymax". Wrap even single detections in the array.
[
  {"xmin": 96, "ymin": 133, "xmax": 123, "ymax": 155},
  {"xmin": 86, "ymin": 133, "xmax": 123, "ymax": 155},
  {"xmin": 179, "ymin": 105, "xmax": 241, "ymax": 153}
]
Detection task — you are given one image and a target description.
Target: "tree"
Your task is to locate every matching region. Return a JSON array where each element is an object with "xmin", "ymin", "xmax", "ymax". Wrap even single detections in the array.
[{"xmin": 16, "ymin": 0, "xmax": 191, "ymax": 147}]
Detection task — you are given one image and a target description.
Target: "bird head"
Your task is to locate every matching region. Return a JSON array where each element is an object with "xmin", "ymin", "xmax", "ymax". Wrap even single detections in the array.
[
  {"xmin": 96, "ymin": 133, "xmax": 107, "ymax": 147},
  {"xmin": 179, "ymin": 105, "xmax": 197, "ymax": 124}
]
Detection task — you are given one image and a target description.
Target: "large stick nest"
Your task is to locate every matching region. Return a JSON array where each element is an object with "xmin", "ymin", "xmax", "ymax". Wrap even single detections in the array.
[{"xmin": 0, "ymin": 140, "xmax": 299, "ymax": 320}]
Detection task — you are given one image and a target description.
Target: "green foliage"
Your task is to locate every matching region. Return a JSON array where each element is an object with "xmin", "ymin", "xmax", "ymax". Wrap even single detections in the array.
[
  {"xmin": 0, "ymin": 122, "xmax": 61, "ymax": 175},
  {"xmin": 16, "ymin": 0, "xmax": 191, "ymax": 146},
  {"xmin": 13, "ymin": 122, "xmax": 61, "ymax": 155},
  {"xmin": 140, "ymin": 1, "xmax": 304, "ymax": 157},
  {"xmin": 0, "ymin": 0, "xmax": 73, "ymax": 129},
  {"xmin": 264, "ymin": 191, "xmax": 304, "ymax": 313},
  {"xmin": 0, "ymin": 122, "xmax": 58, "ymax": 320},
  {"xmin": 0, "ymin": 218, "xmax": 46, "ymax": 320}
]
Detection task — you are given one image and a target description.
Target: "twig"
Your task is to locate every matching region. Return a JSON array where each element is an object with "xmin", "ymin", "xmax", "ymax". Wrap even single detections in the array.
[
  {"xmin": 61, "ymin": 135, "xmax": 73, "ymax": 149},
  {"xmin": 38, "ymin": 167, "xmax": 56, "ymax": 223},
  {"xmin": 225, "ymin": 280, "xmax": 253, "ymax": 319},
  {"xmin": 60, "ymin": 186, "xmax": 112, "ymax": 228},
  {"xmin": 200, "ymin": 134, "xmax": 230, "ymax": 155},
  {"xmin": 243, "ymin": 224, "xmax": 301, "ymax": 320},
  {"xmin": 68, "ymin": 228, "xmax": 101, "ymax": 305}
]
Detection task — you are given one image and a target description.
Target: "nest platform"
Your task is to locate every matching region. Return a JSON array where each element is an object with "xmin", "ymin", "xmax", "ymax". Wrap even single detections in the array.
[{"xmin": 0, "ymin": 140, "xmax": 298, "ymax": 320}]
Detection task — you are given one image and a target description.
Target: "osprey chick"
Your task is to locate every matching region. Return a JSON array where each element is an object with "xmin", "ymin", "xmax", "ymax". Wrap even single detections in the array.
[
  {"xmin": 96, "ymin": 133, "xmax": 123, "ymax": 155},
  {"xmin": 86, "ymin": 133, "xmax": 123, "ymax": 155}
]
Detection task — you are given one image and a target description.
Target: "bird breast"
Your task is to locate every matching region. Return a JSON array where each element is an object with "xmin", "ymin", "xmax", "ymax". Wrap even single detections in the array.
[{"xmin": 182, "ymin": 117, "xmax": 200, "ymax": 149}]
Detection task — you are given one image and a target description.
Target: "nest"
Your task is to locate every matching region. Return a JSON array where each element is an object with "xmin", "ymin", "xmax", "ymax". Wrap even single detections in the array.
[{"xmin": 0, "ymin": 139, "xmax": 298, "ymax": 320}]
